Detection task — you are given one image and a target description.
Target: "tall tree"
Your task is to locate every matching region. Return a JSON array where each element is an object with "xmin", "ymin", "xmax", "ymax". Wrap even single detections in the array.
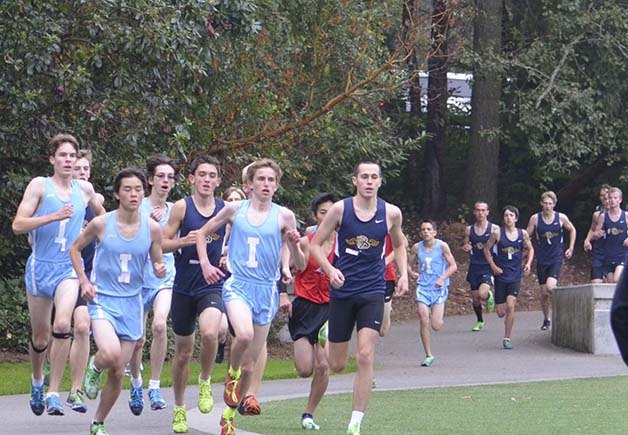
[
  {"xmin": 423, "ymin": 0, "xmax": 451, "ymax": 217},
  {"xmin": 464, "ymin": 0, "xmax": 502, "ymax": 209}
]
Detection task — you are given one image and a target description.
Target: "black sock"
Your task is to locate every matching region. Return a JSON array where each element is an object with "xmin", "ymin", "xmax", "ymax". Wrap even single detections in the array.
[
  {"xmin": 302, "ymin": 413, "xmax": 313, "ymax": 420},
  {"xmin": 473, "ymin": 304, "xmax": 483, "ymax": 322}
]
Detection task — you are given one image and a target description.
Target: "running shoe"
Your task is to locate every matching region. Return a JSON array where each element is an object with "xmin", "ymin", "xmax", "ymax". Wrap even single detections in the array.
[
  {"xmin": 148, "ymin": 387, "xmax": 167, "ymax": 410},
  {"xmin": 347, "ymin": 422, "xmax": 361, "ymax": 435},
  {"xmin": 237, "ymin": 394, "xmax": 261, "ymax": 416},
  {"xmin": 66, "ymin": 389, "xmax": 87, "ymax": 413},
  {"xmin": 29, "ymin": 383, "xmax": 45, "ymax": 416},
  {"xmin": 220, "ymin": 415, "xmax": 236, "ymax": 435},
  {"xmin": 172, "ymin": 407, "xmax": 188, "ymax": 433},
  {"xmin": 421, "ymin": 355, "xmax": 435, "ymax": 367},
  {"xmin": 302, "ymin": 416, "xmax": 320, "ymax": 430},
  {"xmin": 46, "ymin": 394, "xmax": 64, "ymax": 415},
  {"xmin": 198, "ymin": 379, "xmax": 214, "ymax": 413},
  {"xmin": 317, "ymin": 320, "xmax": 329, "ymax": 348},
  {"xmin": 503, "ymin": 338, "xmax": 513, "ymax": 350},
  {"xmin": 486, "ymin": 290, "xmax": 495, "ymax": 312},
  {"xmin": 541, "ymin": 319, "xmax": 551, "ymax": 330},
  {"xmin": 90, "ymin": 422, "xmax": 109, "ymax": 435},
  {"xmin": 471, "ymin": 321, "xmax": 485, "ymax": 331},
  {"xmin": 223, "ymin": 371, "xmax": 241, "ymax": 408},
  {"xmin": 215, "ymin": 341, "xmax": 226, "ymax": 364},
  {"xmin": 83, "ymin": 356, "xmax": 102, "ymax": 400},
  {"xmin": 128, "ymin": 385, "xmax": 144, "ymax": 416}
]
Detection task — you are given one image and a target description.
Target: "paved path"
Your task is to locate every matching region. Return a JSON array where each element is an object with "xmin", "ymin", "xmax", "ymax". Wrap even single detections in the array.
[{"xmin": 1, "ymin": 311, "xmax": 626, "ymax": 434}]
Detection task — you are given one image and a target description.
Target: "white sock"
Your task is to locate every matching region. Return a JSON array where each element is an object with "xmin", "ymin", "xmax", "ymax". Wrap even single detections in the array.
[
  {"xmin": 148, "ymin": 379, "xmax": 160, "ymax": 390},
  {"xmin": 32, "ymin": 376, "xmax": 44, "ymax": 387},
  {"xmin": 349, "ymin": 411, "xmax": 364, "ymax": 428},
  {"xmin": 131, "ymin": 377, "xmax": 143, "ymax": 388},
  {"xmin": 199, "ymin": 374, "xmax": 211, "ymax": 383},
  {"xmin": 45, "ymin": 392, "xmax": 59, "ymax": 399}
]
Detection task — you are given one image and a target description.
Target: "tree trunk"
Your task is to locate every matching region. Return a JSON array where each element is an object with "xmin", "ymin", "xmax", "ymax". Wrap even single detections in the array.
[
  {"xmin": 423, "ymin": 0, "xmax": 451, "ymax": 218},
  {"xmin": 402, "ymin": 0, "xmax": 423, "ymax": 206},
  {"xmin": 464, "ymin": 0, "xmax": 503, "ymax": 210}
]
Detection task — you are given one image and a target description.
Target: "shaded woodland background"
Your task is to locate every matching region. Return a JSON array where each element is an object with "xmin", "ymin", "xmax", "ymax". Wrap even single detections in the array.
[{"xmin": 1, "ymin": 0, "xmax": 627, "ymax": 351}]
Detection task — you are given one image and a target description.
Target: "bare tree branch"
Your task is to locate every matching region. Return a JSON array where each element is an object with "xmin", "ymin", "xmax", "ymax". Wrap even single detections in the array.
[{"xmin": 534, "ymin": 35, "xmax": 583, "ymax": 109}]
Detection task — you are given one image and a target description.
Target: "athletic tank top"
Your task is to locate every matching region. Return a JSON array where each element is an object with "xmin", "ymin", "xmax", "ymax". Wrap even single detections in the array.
[
  {"xmin": 173, "ymin": 196, "xmax": 226, "ymax": 294},
  {"xmin": 82, "ymin": 206, "xmax": 97, "ymax": 275},
  {"xmin": 535, "ymin": 212, "xmax": 563, "ymax": 266},
  {"xmin": 294, "ymin": 233, "xmax": 333, "ymax": 304},
  {"xmin": 417, "ymin": 240, "xmax": 449, "ymax": 288},
  {"xmin": 469, "ymin": 222, "xmax": 493, "ymax": 267},
  {"xmin": 333, "ymin": 197, "xmax": 387, "ymax": 299},
  {"xmin": 29, "ymin": 177, "xmax": 85, "ymax": 263},
  {"xmin": 227, "ymin": 200, "xmax": 282, "ymax": 284},
  {"xmin": 495, "ymin": 227, "xmax": 524, "ymax": 283},
  {"xmin": 141, "ymin": 198, "xmax": 175, "ymax": 289},
  {"xmin": 383, "ymin": 234, "xmax": 396, "ymax": 281},
  {"xmin": 91, "ymin": 210, "xmax": 151, "ymax": 297},
  {"xmin": 603, "ymin": 211, "xmax": 628, "ymax": 262}
]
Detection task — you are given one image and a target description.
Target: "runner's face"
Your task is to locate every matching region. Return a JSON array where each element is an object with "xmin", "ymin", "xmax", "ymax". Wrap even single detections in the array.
[
  {"xmin": 314, "ymin": 200, "xmax": 334, "ymax": 225},
  {"xmin": 50, "ymin": 142, "xmax": 77, "ymax": 177},
  {"xmin": 73, "ymin": 157, "xmax": 91, "ymax": 181},
  {"xmin": 599, "ymin": 189, "xmax": 608, "ymax": 205},
  {"xmin": 150, "ymin": 164, "xmax": 176, "ymax": 196},
  {"xmin": 226, "ymin": 191, "xmax": 245, "ymax": 202},
  {"xmin": 249, "ymin": 167, "xmax": 278, "ymax": 200},
  {"xmin": 190, "ymin": 163, "xmax": 220, "ymax": 197},
  {"xmin": 503, "ymin": 210, "xmax": 517, "ymax": 227},
  {"xmin": 541, "ymin": 198, "xmax": 555, "ymax": 213},
  {"xmin": 473, "ymin": 203, "xmax": 489, "ymax": 221},
  {"xmin": 115, "ymin": 176, "xmax": 144, "ymax": 211},
  {"xmin": 420, "ymin": 223, "xmax": 436, "ymax": 241},
  {"xmin": 352, "ymin": 163, "xmax": 381, "ymax": 198},
  {"xmin": 608, "ymin": 192, "xmax": 621, "ymax": 209}
]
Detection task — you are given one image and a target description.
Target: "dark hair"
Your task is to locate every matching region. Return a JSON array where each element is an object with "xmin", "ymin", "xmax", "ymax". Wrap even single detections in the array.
[
  {"xmin": 48, "ymin": 133, "xmax": 79, "ymax": 157},
  {"xmin": 146, "ymin": 154, "xmax": 178, "ymax": 178},
  {"xmin": 473, "ymin": 201, "xmax": 489, "ymax": 210},
  {"xmin": 188, "ymin": 153, "xmax": 221, "ymax": 177},
  {"xmin": 352, "ymin": 159, "xmax": 381, "ymax": 177},
  {"xmin": 419, "ymin": 219, "xmax": 437, "ymax": 230},
  {"xmin": 113, "ymin": 168, "xmax": 147, "ymax": 195},
  {"xmin": 502, "ymin": 205, "xmax": 519, "ymax": 220},
  {"xmin": 310, "ymin": 192, "xmax": 338, "ymax": 214}
]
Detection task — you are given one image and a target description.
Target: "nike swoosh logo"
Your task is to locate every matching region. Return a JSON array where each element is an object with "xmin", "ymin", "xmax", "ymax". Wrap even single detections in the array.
[{"xmin": 375, "ymin": 219, "xmax": 384, "ymax": 223}]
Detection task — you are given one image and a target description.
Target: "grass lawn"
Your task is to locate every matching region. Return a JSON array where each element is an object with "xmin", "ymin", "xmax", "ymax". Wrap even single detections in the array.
[
  {"xmin": 238, "ymin": 375, "xmax": 628, "ymax": 435},
  {"xmin": 0, "ymin": 358, "xmax": 356, "ymax": 396}
]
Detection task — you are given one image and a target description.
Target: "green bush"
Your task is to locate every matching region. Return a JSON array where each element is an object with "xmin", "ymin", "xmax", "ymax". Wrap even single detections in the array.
[{"xmin": 0, "ymin": 278, "xmax": 30, "ymax": 353}]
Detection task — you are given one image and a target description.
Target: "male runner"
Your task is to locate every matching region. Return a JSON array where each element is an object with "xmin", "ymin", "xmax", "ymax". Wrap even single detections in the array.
[
  {"xmin": 592, "ymin": 187, "xmax": 628, "ymax": 283},
  {"xmin": 462, "ymin": 201, "xmax": 496, "ymax": 331},
  {"xmin": 584, "ymin": 185, "xmax": 610, "ymax": 282},
  {"xmin": 161, "ymin": 154, "xmax": 227, "ymax": 433},
  {"xmin": 196, "ymin": 158, "xmax": 302, "ymax": 435},
  {"xmin": 484, "ymin": 206, "xmax": 534, "ymax": 350},
  {"xmin": 526, "ymin": 191, "xmax": 576, "ymax": 330},
  {"xmin": 69, "ymin": 168, "xmax": 165, "ymax": 435},
  {"xmin": 12, "ymin": 134, "xmax": 104, "ymax": 416},
  {"xmin": 410, "ymin": 220, "xmax": 457, "ymax": 367},
  {"xmin": 289, "ymin": 192, "xmax": 337, "ymax": 430},
  {"xmin": 310, "ymin": 159, "xmax": 408, "ymax": 435},
  {"xmin": 127, "ymin": 155, "xmax": 178, "ymax": 414}
]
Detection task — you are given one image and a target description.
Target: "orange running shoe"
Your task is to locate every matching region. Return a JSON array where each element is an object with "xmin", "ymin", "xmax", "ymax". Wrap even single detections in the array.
[
  {"xmin": 223, "ymin": 371, "xmax": 241, "ymax": 408},
  {"xmin": 237, "ymin": 395, "xmax": 261, "ymax": 416},
  {"xmin": 220, "ymin": 415, "xmax": 236, "ymax": 435}
]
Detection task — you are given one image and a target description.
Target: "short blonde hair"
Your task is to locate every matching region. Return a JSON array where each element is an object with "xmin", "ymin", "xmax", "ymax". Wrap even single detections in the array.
[
  {"xmin": 540, "ymin": 191, "xmax": 557, "ymax": 204},
  {"xmin": 245, "ymin": 158, "xmax": 283, "ymax": 184}
]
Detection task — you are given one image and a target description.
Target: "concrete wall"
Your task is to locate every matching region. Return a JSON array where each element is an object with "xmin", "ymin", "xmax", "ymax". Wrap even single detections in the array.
[{"xmin": 552, "ymin": 284, "xmax": 619, "ymax": 355}]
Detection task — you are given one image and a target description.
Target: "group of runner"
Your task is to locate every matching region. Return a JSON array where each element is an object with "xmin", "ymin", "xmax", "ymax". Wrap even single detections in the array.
[
  {"xmin": 13, "ymin": 134, "xmax": 628, "ymax": 435},
  {"xmin": 13, "ymin": 134, "xmax": 409, "ymax": 435}
]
